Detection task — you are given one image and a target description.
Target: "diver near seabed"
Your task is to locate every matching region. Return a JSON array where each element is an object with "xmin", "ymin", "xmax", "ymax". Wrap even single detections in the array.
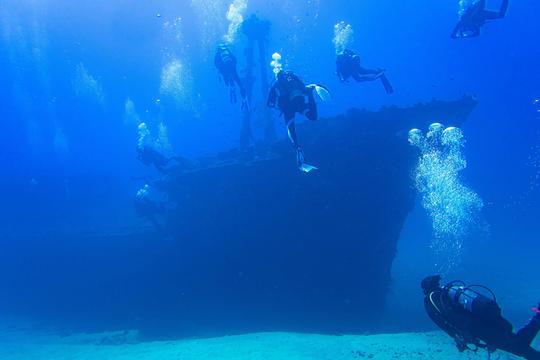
[
  {"xmin": 215, "ymin": 44, "xmax": 248, "ymax": 109},
  {"xmin": 422, "ymin": 275, "xmax": 540, "ymax": 360},
  {"xmin": 451, "ymin": 0, "xmax": 509, "ymax": 38},
  {"xmin": 267, "ymin": 53, "xmax": 331, "ymax": 173},
  {"xmin": 336, "ymin": 49, "xmax": 394, "ymax": 94}
]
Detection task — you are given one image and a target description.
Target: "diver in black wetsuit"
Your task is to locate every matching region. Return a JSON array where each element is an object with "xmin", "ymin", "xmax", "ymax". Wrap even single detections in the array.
[
  {"xmin": 451, "ymin": 0, "xmax": 509, "ymax": 38},
  {"xmin": 215, "ymin": 44, "xmax": 248, "ymax": 109},
  {"xmin": 134, "ymin": 184, "xmax": 167, "ymax": 233},
  {"xmin": 422, "ymin": 275, "xmax": 540, "ymax": 360},
  {"xmin": 137, "ymin": 144, "xmax": 174, "ymax": 174},
  {"xmin": 267, "ymin": 70, "xmax": 329, "ymax": 172},
  {"xmin": 336, "ymin": 49, "xmax": 394, "ymax": 94}
]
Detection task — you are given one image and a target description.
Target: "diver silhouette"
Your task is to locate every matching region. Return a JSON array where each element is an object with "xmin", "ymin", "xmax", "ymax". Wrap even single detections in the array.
[
  {"xmin": 267, "ymin": 69, "xmax": 330, "ymax": 172},
  {"xmin": 422, "ymin": 275, "xmax": 540, "ymax": 360},
  {"xmin": 336, "ymin": 49, "xmax": 394, "ymax": 94},
  {"xmin": 451, "ymin": 0, "xmax": 509, "ymax": 38}
]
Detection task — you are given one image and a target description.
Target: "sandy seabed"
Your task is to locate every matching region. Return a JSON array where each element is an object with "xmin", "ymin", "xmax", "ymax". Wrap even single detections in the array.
[{"xmin": 0, "ymin": 330, "xmax": 520, "ymax": 360}]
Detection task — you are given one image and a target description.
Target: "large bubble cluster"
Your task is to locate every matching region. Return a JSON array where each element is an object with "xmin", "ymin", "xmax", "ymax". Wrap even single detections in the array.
[
  {"xmin": 124, "ymin": 98, "xmax": 141, "ymax": 126},
  {"xmin": 159, "ymin": 59, "xmax": 193, "ymax": 109},
  {"xmin": 137, "ymin": 121, "xmax": 173, "ymax": 157},
  {"xmin": 270, "ymin": 52, "xmax": 283, "ymax": 77},
  {"xmin": 333, "ymin": 21, "xmax": 354, "ymax": 54},
  {"xmin": 223, "ymin": 0, "xmax": 248, "ymax": 44},
  {"xmin": 458, "ymin": 0, "xmax": 479, "ymax": 17},
  {"xmin": 137, "ymin": 122, "xmax": 151, "ymax": 150},
  {"xmin": 156, "ymin": 122, "xmax": 173, "ymax": 156},
  {"xmin": 409, "ymin": 123, "xmax": 484, "ymax": 271},
  {"xmin": 72, "ymin": 63, "xmax": 104, "ymax": 105},
  {"xmin": 190, "ymin": 0, "xmax": 227, "ymax": 52}
]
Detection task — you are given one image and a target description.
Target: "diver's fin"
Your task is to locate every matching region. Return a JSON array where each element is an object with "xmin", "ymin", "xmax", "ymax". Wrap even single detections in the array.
[
  {"xmin": 296, "ymin": 148, "xmax": 318, "ymax": 173},
  {"xmin": 307, "ymin": 84, "xmax": 332, "ymax": 102},
  {"xmin": 379, "ymin": 74, "xmax": 394, "ymax": 94},
  {"xmin": 299, "ymin": 163, "xmax": 318, "ymax": 173}
]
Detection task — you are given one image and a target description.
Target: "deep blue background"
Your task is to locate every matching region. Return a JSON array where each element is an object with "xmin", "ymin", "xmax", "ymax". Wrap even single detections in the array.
[{"xmin": 0, "ymin": 0, "xmax": 539, "ymax": 336}]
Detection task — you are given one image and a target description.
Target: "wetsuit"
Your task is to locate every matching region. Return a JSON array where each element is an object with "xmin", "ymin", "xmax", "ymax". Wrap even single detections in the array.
[
  {"xmin": 267, "ymin": 71, "xmax": 317, "ymax": 150},
  {"xmin": 137, "ymin": 145, "xmax": 171, "ymax": 174},
  {"xmin": 336, "ymin": 49, "xmax": 394, "ymax": 94},
  {"xmin": 215, "ymin": 45, "xmax": 247, "ymax": 104},
  {"xmin": 423, "ymin": 277, "xmax": 540, "ymax": 360},
  {"xmin": 451, "ymin": 0, "xmax": 509, "ymax": 38}
]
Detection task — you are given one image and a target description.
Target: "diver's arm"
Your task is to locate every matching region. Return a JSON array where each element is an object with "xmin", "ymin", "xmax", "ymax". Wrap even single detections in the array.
[{"xmin": 451, "ymin": 22, "xmax": 462, "ymax": 38}]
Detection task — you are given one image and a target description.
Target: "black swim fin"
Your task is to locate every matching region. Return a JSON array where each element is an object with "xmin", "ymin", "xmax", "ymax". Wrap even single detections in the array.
[{"xmin": 380, "ymin": 74, "xmax": 394, "ymax": 94}]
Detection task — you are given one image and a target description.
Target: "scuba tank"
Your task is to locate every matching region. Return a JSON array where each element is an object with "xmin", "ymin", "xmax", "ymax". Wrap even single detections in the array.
[
  {"xmin": 444, "ymin": 281, "xmax": 502, "ymax": 320},
  {"xmin": 278, "ymin": 71, "xmax": 306, "ymax": 102}
]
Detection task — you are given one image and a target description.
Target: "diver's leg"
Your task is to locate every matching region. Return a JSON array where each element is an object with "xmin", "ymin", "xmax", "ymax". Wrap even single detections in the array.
[
  {"xmin": 285, "ymin": 116, "xmax": 300, "ymax": 149},
  {"xmin": 353, "ymin": 68, "xmax": 384, "ymax": 82},
  {"xmin": 352, "ymin": 73, "xmax": 365, "ymax": 82},
  {"xmin": 230, "ymin": 85, "xmax": 237, "ymax": 103},
  {"xmin": 499, "ymin": 0, "xmax": 509, "ymax": 17},
  {"xmin": 155, "ymin": 164, "xmax": 169, "ymax": 175},
  {"xmin": 305, "ymin": 92, "xmax": 318, "ymax": 121},
  {"xmin": 484, "ymin": 0, "xmax": 508, "ymax": 19},
  {"xmin": 379, "ymin": 73, "xmax": 394, "ymax": 94}
]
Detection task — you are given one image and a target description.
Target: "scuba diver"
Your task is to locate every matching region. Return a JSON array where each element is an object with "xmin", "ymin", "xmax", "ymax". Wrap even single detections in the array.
[
  {"xmin": 422, "ymin": 275, "xmax": 540, "ymax": 360},
  {"xmin": 214, "ymin": 44, "xmax": 248, "ymax": 109},
  {"xmin": 137, "ymin": 144, "xmax": 178, "ymax": 175},
  {"xmin": 134, "ymin": 184, "xmax": 168, "ymax": 233},
  {"xmin": 451, "ymin": 0, "xmax": 509, "ymax": 39},
  {"xmin": 267, "ymin": 69, "xmax": 330, "ymax": 172},
  {"xmin": 336, "ymin": 49, "xmax": 394, "ymax": 94}
]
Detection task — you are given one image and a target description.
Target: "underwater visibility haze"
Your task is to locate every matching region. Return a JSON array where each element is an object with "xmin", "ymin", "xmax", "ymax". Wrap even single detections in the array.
[{"xmin": 0, "ymin": 0, "xmax": 539, "ymax": 359}]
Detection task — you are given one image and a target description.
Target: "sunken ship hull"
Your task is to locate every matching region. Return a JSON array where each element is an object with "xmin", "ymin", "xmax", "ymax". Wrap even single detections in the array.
[
  {"xmin": 155, "ymin": 97, "xmax": 478, "ymax": 334},
  {"xmin": 0, "ymin": 97, "xmax": 477, "ymax": 336}
]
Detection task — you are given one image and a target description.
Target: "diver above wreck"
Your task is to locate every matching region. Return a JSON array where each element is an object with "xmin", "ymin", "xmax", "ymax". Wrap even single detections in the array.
[
  {"xmin": 214, "ymin": 44, "xmax": 248, "ymax": 109},
  {"xmin": 267, "ymin": 54, "xmax": 331, "ymax": 173},
  {"xmin": 336, "ymin": 49, "xmax": 394, "ymax": 94}
]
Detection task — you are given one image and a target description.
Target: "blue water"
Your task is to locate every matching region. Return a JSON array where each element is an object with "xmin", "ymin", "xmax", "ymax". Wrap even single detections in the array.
[{"xmin": 0, "ymin": 0, "xmax": 539, "ymax": 342}]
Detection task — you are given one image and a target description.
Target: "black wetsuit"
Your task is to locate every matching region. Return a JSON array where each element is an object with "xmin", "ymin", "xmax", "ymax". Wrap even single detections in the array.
[
  {"xmin": 267, "ymin": 71, "xmax": 318, "ymax": 151},
  {"xmin": 267, "ymin": 71, "xmax": 317, "ymax": 123},
  {"xmin": 215, "ymin": 45, "xmax": 246, "ymax": 104},
  {"xmin": 451, "ymin": 0, "xmax": 509, "ymax": 38},
  {"xmin": 134, "ymin": 196, "xmax": 166, "ymax": 232},
  {"xmin": 336, "ymin": 49, "xmax": 394, "ymax": 94},
  {"xmin": 424, "ymin": 283, "xmax": 540, "ymax": 360},
  {"xmin": 137, "ymin": 145, "xmax": 171, "ymax": 174}
]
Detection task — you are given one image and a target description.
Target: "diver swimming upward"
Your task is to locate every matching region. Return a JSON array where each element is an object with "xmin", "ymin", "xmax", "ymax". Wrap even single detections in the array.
[{"xmin": 451, "ymin": 0, "xmax": 509, "ymax": 38}]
